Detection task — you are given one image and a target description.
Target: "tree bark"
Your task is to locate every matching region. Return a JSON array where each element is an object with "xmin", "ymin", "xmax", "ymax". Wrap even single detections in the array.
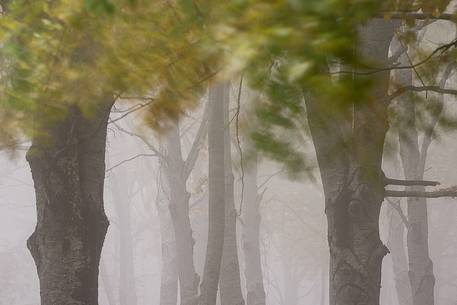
[
  {"xmin": 306, "ymin": 19, "xmax": 397, "ymax": 305},
  {"xmin": 27, "ymin": 100, "xmax": 113, "ymax": 305},
  {"xmin": 200, "ymin": 82, "xmax": 228, "ymax": 305},
  {"xmin": 220, "ymin": 82, "xmax": 245, "ymax": 305},
  {"xmin": 242, "ymin": 161, "xmax": 266, "ymax": 305}
]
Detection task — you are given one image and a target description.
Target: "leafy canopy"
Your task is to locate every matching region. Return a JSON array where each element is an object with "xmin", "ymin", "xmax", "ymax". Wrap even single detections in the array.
[{"xmin": 0, "ymin": 0, "xmax": 456, "ymax": 171}]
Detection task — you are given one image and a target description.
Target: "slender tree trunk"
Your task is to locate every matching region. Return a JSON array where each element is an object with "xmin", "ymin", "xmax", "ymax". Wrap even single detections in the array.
[
  {"xmin": 396, "ymin": 62, "xmax": 435, "ymax": 305},
  {"xmin": 110, "ymin": 167, "xmax": 137, "ymax": 305},
  {"xmin": 27, "ymin": 100, "xmax": 113, "ymax": 305},
  {"xmin": 242, "ymin": 161, "xmax": 266, "ymax": 305},
  {"xmin": 100, "ymin": 259, "xmax": 117, "ymax": 305},
  {"xmin": 157, "ymin": 158, "xmax": 179, "ymax": 305},
  {"xmin": 306, "ymin": 20, "xmax": 397, "ymax": 305},
  {"xmin": 163, "ymin": 123, "xmax": 200, "ymax": 305},
  {"xmin": 387, "ymin": 203, "xmax": 412, "ymax": 305},
  {"xmin": 200, "ymin": 82, "xmax": 228, "ymax": 305},
  {"xmin": 320, "ymin": 259, "xmax": 327, "ymax": 305},
  {"xmin": 220, "ymin": 82, "xmax": 245, "ymax": 305}
]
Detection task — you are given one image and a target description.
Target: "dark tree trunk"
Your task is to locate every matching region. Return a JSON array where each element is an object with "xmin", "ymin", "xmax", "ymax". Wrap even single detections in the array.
[
  {"xmin": 242, "ymin": 161, "xmax": 266, "ymax": 305},
  {"xmin": 306, "ymin": 20, "xmax": 397, "ymax": 305},
  {"xmin": 220, "ymin": 82, "xmax": 245, "ymax": 305},
  {"xmin": 200, "ymin": 82, "xmax": 228, "ymax": 305},
  {"xmin": 27, "ymin": 100, "xmax": 113, "ymax": 305}
]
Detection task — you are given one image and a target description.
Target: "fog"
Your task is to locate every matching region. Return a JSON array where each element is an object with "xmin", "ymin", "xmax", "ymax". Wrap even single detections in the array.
[{"xmin": 1, "ymin": 81, "xmax": 457, "ymax": 305}]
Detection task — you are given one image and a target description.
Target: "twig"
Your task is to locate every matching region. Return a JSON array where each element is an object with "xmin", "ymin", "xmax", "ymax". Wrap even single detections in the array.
[
  {"xmin": 235, "ymin": 75, "xmax": 245, "ymax": 216},
  {"xmin": 106, "ymin": 153, "xmax": 157, "ymax": 172}
]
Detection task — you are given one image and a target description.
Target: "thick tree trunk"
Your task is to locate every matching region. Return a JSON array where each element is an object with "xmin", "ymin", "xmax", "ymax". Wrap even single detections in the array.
[
  {"xmin": 306, "ymin": 20, "xmax": 397, "ymax": 305},
  {"xmin": 27, "ymin": 100, "xmax": 113, "ymax": 305},
  {"xmin": 242, "ymin": 162, "xmax": 266, "ymax": 305},
  {"xmin": 163, "ymin": 124, "xmax": 200, "ymax": 305},
  {"xmin": 110, "ymin": 167, "xmax": 137, "ymax": 305},
  {"xmin": 220, "ymin": 82, "xmax": 245, "ymax": 305},
  {"xmin": 395, "ymin": 48, "xmax": 435, "ymax": 305},
  {"xmin": 200, "ymin": 82, "xmax": 228, "ymax": 305}
]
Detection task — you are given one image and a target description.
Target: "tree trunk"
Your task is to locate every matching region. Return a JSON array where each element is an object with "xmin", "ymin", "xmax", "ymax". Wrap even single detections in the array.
[
  {"xmin": 110, "ymin": 166, "xmax": 137, "ymax": 305},
  {"xmin": 27, "ymin": 100, "xmax": 113, "ymax": 305},
  {"xmin": 306, "ymin": 19, "xmax": 397, "ymax": 305},
  {"xmin": 242, "ymin": 161, "xmax": 266, "ymax": 305},
  {"xmin": 100, "ymin": 258, "xmax": 117, "ymax": 305},
  {"xmin": 220, "ymin": 82, "xmax": 245, "ymax": 305},
  {"xmin": 200, "ymin": 82, "xmax": 228, "ymax": 305},
  {"xmin": 163, "ymin": 123, "xmax": 200, "ymax": 305},
  {"xmin": 387, "ymin": 203, "xmax": 412, "ymax": 305},
  {"xmin": 396, "ymin": 60, "xmax": 435, "ymax": 305},
  {"xmin": 157, "ymin": 155, "xmax": 179, "ymax": 305}
]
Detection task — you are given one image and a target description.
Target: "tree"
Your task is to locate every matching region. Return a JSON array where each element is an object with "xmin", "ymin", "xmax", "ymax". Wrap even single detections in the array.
[
  {"xmin": 242, "ymin": 161, "xmax": 267, "ymax": 305},
  {"xmin": 219, "ymin": 82, "xmax": 245, "ymax": 305},
  {"xmin": 27, "ymin": 100, "xmax": 113, "ymax": 305},
  {"xmin": 109, "ymin": 162, "xmax": 138, "ymax": 305},
  {"xmin": 200, "ymin": 82, "xmax": 228, "ymax": 305}
]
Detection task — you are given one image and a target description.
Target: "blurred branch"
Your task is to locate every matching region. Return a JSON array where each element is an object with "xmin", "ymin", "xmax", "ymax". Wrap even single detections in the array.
[
  {"xmin": 383, "ymin": 13, "xmax": 456, "ymax": 21},
  {"xmin": 389, "ymin": 85, "xmax": 457, "ymax": 101},
  {"xmin": 335, "ymin": 38, "xmax": 457, "ymax": 76}
]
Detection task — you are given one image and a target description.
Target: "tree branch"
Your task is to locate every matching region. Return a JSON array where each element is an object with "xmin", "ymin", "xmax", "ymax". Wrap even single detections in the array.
[
  {"xmin": 382, "ymin": 13, "xmax": 456, "ymax": 21},
  {"xmin": 384, "ymin": 177, "xmax": 440, "ymax": 186},
  {"xmin": 111, "ymin": 121, "xmax": 163, "ymax": 158},
  {"xmin": 334, "ymin": 38, "xmax": 457, "ymax": 76},
  {"xmin": 106, "ymin": 153, "xmax": 157, "ymax": 172},
  {"xmin": 385, "ymin": 186, "xmax": 457, "ymax": 198},
  {"xmin": 389, "ymin": 85, "xmax": 457, "ymax": 101},
  {"xmin": 386, "ymin": 198, "xmax": 409, "ymax": 227}
]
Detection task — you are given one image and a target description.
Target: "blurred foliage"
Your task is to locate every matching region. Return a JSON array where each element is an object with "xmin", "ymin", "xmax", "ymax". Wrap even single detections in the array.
[{"xmin": 0, "ymin": 0, "xmax": 456, "ymax": 172}]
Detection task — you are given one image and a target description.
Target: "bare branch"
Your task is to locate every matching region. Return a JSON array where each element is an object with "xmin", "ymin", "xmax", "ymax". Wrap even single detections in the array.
[
  {"xmin": 109, "ymin": 99, "xmax": 154, "ymax": 123},
  {"xmin": 385, "ymin": 186, "xmax": 457, "ymax": 198},
  {"xmin": 385, "ymin": 198, "xmax": 409, "ymax": 227},
  {"xmin": 106, "ymin": 153, "xmax": 157, "ymax": 172},
  {"xmin": 111, "ymin": 121, "xmax": 163, "ymax": 157},
  {"xmin": 384, "ymin": 177, "xmax": 440, "ymax": 186}
]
